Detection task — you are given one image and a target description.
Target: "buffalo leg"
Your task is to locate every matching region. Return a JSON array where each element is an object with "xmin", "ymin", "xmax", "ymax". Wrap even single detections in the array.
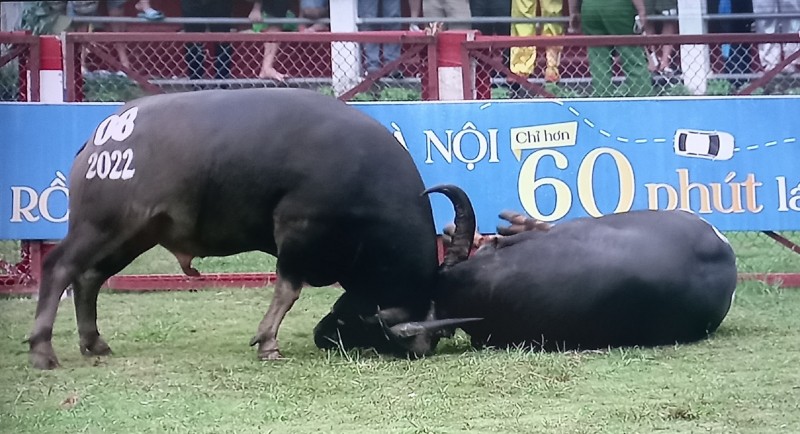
[
  {"xmin": 73, "ymin": 237, "xmax": 156, "ymax": 357},
  {"xmin": 73, "ymin": 268, "xmax": 114, "ymax": 357},
  {"xmin": 249, "ymin": 275, "xmax": 302, "ymax": 360},
  {"xmin": 28, "ymin": 228, "xmax": 114, "ymax": 369},
  {"xmin": 28, "ymin": 242, "xmax": 79, "ymax": 369}
]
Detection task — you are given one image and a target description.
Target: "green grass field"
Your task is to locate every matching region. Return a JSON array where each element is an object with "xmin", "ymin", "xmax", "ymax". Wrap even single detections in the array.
[
  {"xmin": 1, "ymin": 234, "xmax": 799, "ymax": 433},
  {"xmin": 1, "ymin": 282, "xmax": 799, "ymax": 433}
]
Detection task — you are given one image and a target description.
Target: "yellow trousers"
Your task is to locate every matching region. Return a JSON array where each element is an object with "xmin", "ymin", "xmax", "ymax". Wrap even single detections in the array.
[{"xmin": 510, "ymin": 0, "xmax": 564, "ymax": 80}]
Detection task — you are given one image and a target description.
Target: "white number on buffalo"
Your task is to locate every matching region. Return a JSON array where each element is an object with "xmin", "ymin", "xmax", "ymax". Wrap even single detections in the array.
[
  {"xmin": 93, "ymin": 107, "xmax": 139, "ymax": 146},
  {"xmin": 85, "ymin": 150, "xmax": 136, "ymax": 180}
]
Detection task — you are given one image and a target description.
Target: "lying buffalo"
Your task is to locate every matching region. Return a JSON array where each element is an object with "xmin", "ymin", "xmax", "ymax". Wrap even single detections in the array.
[
  {"xmin": 315, "ymin": 185, "xmax": 738, "ymax": 352},
  {"xmin": 27, "ymin": 88, "xmax": 473, "ymax": 369}
]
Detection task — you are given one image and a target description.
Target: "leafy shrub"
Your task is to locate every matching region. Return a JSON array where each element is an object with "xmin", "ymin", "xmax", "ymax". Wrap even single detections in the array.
[
  {"xmin": 317, "ymin": 85, "xmax": 336, "ymax": 97},
  {"xmin": 314, "ymin": 85, "xmax": 419, "ymax": 101},
  {"xmin": 663, "ymin": 83, "xmax": 692, "ymax": 96},
  {"xmin": 491, "ymin": 86, "xmax": 511, "ymax": 99},
  {"xmin": 0, "ymin": 66, "xmax": 20, "ymax": 101},
  {"xmin": 543, "ymin": 82, "xmax": 583, "ymax": 98},
  {"xmin": 705, "ymin": 79, "xmax": 734, "ymax": 96},
  {"xmin": 82, "ymin": 73, "xmax": 144, "ymax": 102},
  {"xmin": 350, "ymin": 91, "xmax": 375, "ymax": 101},
  {"xmin": 378, "ymin": 87, "xmax": 421, "ymax": 101}
]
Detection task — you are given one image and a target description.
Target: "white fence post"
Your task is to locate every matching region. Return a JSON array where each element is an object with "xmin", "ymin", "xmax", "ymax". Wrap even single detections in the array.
[
  {"xmin": 677, "ymin": 0, "xmax": 710, "ymax": 95},
  {"xmin": 329, "ymin": 0, "xmax": 360, "ymax": 97}
]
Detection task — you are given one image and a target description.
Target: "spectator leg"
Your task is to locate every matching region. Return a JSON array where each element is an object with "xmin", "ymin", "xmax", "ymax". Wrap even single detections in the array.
[
  {"xmin": 259, "ymin": 42, "xmax": 285, "ymax": 80},
  {"xmin": 209, "ymin": 21, "xmax": 232, "ymax": 81},
  {"xmin": 587, "ymin": 46, "xmax": 614, "ymax": 97},
  {"xmin": 186, "ymin": 42, "xmax": 206, "ymax": 80},
  {"xmin": 753, "ymin": 0, "xmax": 780, "ymax": 70},
  {"xmin": 778, "ymin": 0, "xmax": 800, "ymax": 72},
  {"xmin": 108, "ymin": 5, "xmax": 131, "ymax": 70},
  {"xmin": 725, "ymin": 43, "xmax": 753, "ymax": 88},
  {"xmin": 542, "ymin": 0, "xmax": 564, "ymax": 82},
  {"xmin": 618, "ymin": 45, "xmax": 653, "ymax": 96},
  {"xmin": 659, "ymin": 20, "xmax": 678, "ymax": 72},
  {"xmin": 381, "ymin": 0, "xmax": 403, "ymax": 67},
  {"xmin": 358, "ymin": 0, "xmax": 381, "ymax": 72},
  {"xmin": 511, "ymin": 0, "xmax": 537, "ymax": 77},
  {"xmin": 214, "ymin": 43, "xmax": 232, "ymax": 80},
  {"xmin": 444, "ymin": 0, "xmax": 472, "ymax": 30}
]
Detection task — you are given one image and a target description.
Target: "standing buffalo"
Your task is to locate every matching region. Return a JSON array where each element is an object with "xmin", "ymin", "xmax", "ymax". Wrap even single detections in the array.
[
  {"xmin": 315, "ymin": 185, "xmax": 738, "ymax": 352},
  {"xmin": 27, "ymin": 88, "xmax": 472, "ymax": 369}
]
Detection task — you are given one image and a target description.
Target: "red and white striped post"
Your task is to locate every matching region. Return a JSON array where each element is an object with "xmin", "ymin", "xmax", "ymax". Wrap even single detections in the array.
[
  {"xmin": 436, "ymin": 30, "xmax": 479, "ymax": 100},
  {"xmin": 35, "ymin": 35, "xmax": 64, "ymax": 102}
]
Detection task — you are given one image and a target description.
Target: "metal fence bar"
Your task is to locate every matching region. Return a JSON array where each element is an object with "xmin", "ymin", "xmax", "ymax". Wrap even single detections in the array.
[{"xmin": 66, "ymin": 12, "xmax": 800, "ymax": 26}]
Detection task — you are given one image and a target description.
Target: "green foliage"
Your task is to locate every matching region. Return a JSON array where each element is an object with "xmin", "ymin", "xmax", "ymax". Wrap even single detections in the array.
[
  {"xmin": 0, "ymin": 241, "xmax": 21, "ymax": 264},
  {"xmin": 313, "ymin": 86, "xmax": 419, "ymax": 102},
  {"xmin": 378, "ymin": 87, "xmax": 421, "ymax": 101},
  {"xmin": 543, "ymin": 82, "xmax": 584, "ymax": 98},
  {"xmin": 20, "ymin": 1, "xmax": 68, "ymax": 35},
  {"xmin": 316, "ymin": 85, "xmax": 336, "ymax": 97},
  {"xmin": 118, "ymin": 246, "xmax": 276, "ymax": 275},
  {"xmin": 662, "ymin": 83, "xmax": 693, "ymax": 96},
  {"xmin": 0, "ymin": 66, "xmax": 20, "ymax": 101},
  {"xmin": 82, "ymin": 73, "xmax": 144, "ymax": 102},
  {"xmin": 705, "ymin": 79, "xmax": 734, "ymax": 96},
  {"xmin": 491, "ymin": 86, "xmax": 511, "ymax": 99},
  {"xmin": 350, "ymin": 91, "xmax": 375, "ymax": 101}
]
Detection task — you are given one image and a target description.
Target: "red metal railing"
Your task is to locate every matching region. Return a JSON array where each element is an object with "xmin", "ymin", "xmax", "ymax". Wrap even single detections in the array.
[
  {"xmin": 62, "ymin": 31, "xmax": 438, "ymax": 102},
  {"xmin": 0, "ymin": 32, "xmax": 40, "ymax": 102},
  {"xmin": 461, "ymin": 33, "xmax": 800, "ymax": 99}
]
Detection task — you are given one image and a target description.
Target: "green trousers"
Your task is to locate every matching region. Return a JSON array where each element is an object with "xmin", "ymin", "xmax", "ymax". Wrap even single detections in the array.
[{"xmin": 581, "ymin": 0, "xmax": 652, "ymax": 97}]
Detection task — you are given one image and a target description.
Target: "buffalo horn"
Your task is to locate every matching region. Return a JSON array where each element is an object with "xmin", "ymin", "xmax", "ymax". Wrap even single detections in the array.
[
  {"xmin": 388, "ymin": 318, "xmax": 483, "ymax": 338},
  {"xmin": 423, "ymin": 184, "xmax": 477, "ymax": 268}
]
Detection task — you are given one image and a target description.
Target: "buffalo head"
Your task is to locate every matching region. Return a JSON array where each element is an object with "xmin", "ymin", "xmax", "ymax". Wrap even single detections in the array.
[{"xmin": 313, "ymin": 184, "xmax": 481, "ymax": 357}]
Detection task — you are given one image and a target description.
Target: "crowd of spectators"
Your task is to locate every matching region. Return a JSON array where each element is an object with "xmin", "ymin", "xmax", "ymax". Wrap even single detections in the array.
[{"xmin": 15, "ymin": 0, "xmax": 800, "ymax": 94}]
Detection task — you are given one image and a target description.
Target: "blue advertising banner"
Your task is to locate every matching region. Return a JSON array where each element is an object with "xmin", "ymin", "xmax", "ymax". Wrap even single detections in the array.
[{"xmin": 1, "ymin": 97, "xmax": 799, "ymax": 240}]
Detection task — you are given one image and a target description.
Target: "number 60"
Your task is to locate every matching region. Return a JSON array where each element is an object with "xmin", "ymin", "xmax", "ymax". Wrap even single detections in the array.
[{"xmin": 517, "ymin": 148, "xmax": 636, "ymax": 221}]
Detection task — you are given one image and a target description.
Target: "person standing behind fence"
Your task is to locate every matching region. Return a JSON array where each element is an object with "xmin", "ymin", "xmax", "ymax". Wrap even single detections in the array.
[
  {"xmin": 568, "ymin": 0, "xmax": 653, "ymax": 97},
  {"xmin": 181, "ymin": 0, "xmax": 232, "ymax": 84},
  {"xmin": 752, "ymin": 0, "xmax": 800, "ymax": 73},
  {"xmin": 511, "ymin": 0, "xmax": 564, "ymax": 83},
  {"xmin": 248, "ymin": 0, "xmax": 292, "ymax": 81},
  {"xmin": 469, "ymin": 0, "xmax": 510, "ymax": 36},
  {"xmin": 358, "ymin": 0, "xmax": 403, "ymax": 77},
  {"xmin": 644, "ymin": 0, "xmax": 678, "ymax": 75},
  {"xmin": 422, "ymin": 0, "xmax": 472, "ymax": 30},
  {"xmin": 107, "ymin": 1, "xmax": 164, "ymax": 71},
  {"xmin": 299, "ymin": 0, "xmax": 329, "ymax": 32},
  {"xmin": 708, "ymin": 0, "xmax": 754, "ymax": 88}
]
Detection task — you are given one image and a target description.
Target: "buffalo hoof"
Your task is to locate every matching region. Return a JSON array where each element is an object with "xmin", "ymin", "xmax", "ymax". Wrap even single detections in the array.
[
  {"xmin": 30, "ymin": 347, "xmax": 60, "ymax": 370},
  {"xmin": 257, "ymin": 348, "xmax": 285, "ymax": 361},
  {"xmin": 80, "ymin": 337, "xmax": 112, "ymax": 357},
  {"xmin": 249, "ymin": 335, "xmax": 285, "ymax": 360}
]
